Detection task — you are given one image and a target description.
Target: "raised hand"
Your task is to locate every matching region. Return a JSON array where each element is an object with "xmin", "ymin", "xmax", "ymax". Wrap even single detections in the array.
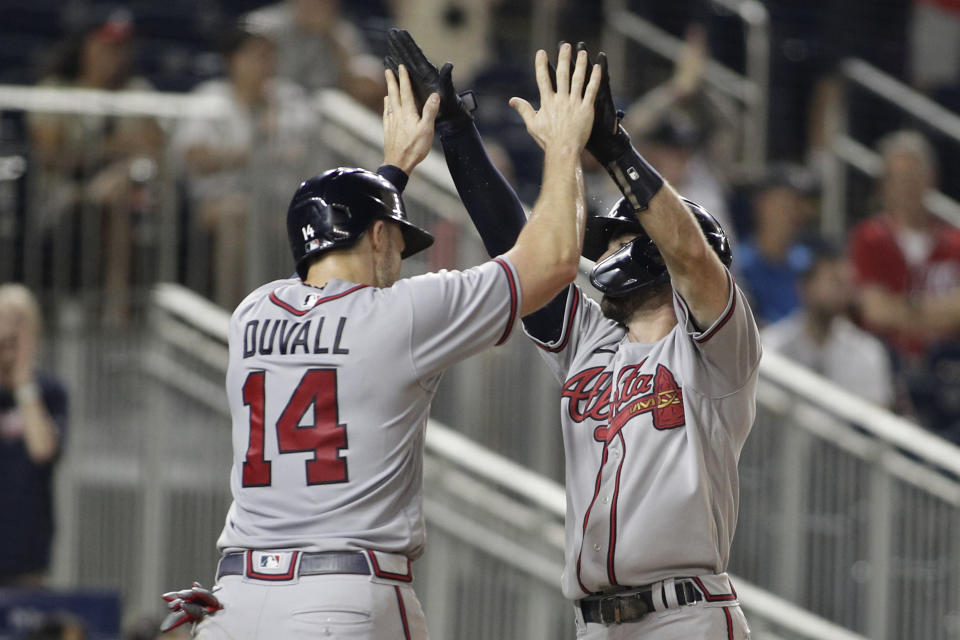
[
  {"xmin": 382, "ymin": 64, "xmax": 440, "ymax": 175},
  {"xmin": 11, "ymin": 315, "xmax": 36, "ymax": 388},
  {"xmin": 509, "ymin": 43, "xmax": 601, "ymax": 154},
  {"xmin": 385, "ymin": 28, "xmax": 468, "ymax": 124},
  {"xmin": 548, "ymin": 42, "xmax": 627, "ymax": 163},
  {"xmin": 583, "ymin": 50, "xmax": 631, "ymax": 163}
]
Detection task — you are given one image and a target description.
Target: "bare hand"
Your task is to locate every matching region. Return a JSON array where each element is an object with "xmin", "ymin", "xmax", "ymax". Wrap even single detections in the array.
[
  {"xmin": 671, "ymin": 26, "xmax": 707, "ymax": 99},
  {"xmin": 11, "ymin": 320, "xmax": 36, "ymax": 388},
  {"xmin": 382, "ymin": 64, "xmax": 440, "ymax": 175},
  {"xmin": 509, "ymin": 44, "xmax": 601, "ymax": 153}
]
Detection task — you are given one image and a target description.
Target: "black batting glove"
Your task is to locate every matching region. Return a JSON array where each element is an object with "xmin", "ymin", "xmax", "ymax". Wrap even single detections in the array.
[
  {"xmin": 585, "ymin": 50, "xmax": 631, "ymax": 164},
  {"xmin": 385, "ymin": 28, "xmax": 472, "ymax": 127},
  {"xmin": 547, "ymin": 43, "xmax": 630, "ymax": 164}
]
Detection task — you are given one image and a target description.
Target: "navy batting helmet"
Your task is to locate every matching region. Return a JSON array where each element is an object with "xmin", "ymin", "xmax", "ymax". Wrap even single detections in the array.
[
  {"xmin": 287, "ymin": 167, "xmax": 434, "ymax": 279},
  {"xmin": 585, "ymin": 197, "xmax": 732, "ymax": 297}
]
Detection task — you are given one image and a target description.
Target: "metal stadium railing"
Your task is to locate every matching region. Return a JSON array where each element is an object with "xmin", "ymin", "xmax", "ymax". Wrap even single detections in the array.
[
  {"xmin": 601, "ymin": 0, "xmax": 770, "ymax": 174},
  {"xmin": 821, "ymin": 58, "xmax": 960, "ymax": 237}
]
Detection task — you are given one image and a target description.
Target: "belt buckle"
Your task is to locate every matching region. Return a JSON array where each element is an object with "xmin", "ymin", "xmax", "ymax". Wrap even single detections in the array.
[
  {"xmin": 681, "ymin": 580, "xmax": 701, "ymax": 606},
  {"xmin": 599, "ymin": 595, "xmax": 622, "ymax": 624}
]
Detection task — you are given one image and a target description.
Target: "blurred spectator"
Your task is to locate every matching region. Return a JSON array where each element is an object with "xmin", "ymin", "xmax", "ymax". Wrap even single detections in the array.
[
  {"xmin": 763, "ymin": 0, "xmax": 911, "ymax": 162},
  {"xmin": 28, "ymin": 8, "xmax": 163, "ymax": 322},
  {"xmin": 737, "ymin": 163, "xmax": 820, "ymax": 325},
  {"xmin": 245, "ymin": 0, "xmax": 386, "ymax": 110},
  {"xmin": 389, "ymin": 0, "xmax": 500, "ymax": 85},
  {"xmin": 171, "ymin": 26, "xmax": 314, "ymax": 308},
  {"xmin": 635, "ymin": 114, "xmax": 734, "ymax": 243},
  {"xmin": 26, "ymin": 615, "xmax": 87, "ymax": 640},
  {"xmin": 624, "ymin": 27, "xmax": 738, "ymax": 243},
  {"xmin": 762, "ymin": 242, "xmax": 895, "ymax": 408},
  {"xmin": 849, "ymin": 130, "xmax": 960, "ymax": 358},
  {"xmin": 911, "ymin": 0, "xmax": 960, "ymax": 91},
  {"xmin": 0, "ymin": 284, "xmax": 68, "ymax": 587}
]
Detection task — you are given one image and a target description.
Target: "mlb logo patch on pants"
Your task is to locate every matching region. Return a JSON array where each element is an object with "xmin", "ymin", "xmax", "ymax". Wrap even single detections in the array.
[{"xmin": 243, "ymin": 550, "xmax": 300, "ymax": 582}]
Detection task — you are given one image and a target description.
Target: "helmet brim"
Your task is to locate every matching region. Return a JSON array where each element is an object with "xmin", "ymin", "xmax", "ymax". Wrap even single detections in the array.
[
  {"xmin": 397, "ymin": 220, "xmax": 434, "ymax": 259},
  {"xmin": 582, "ymin": 216, "xmax": 645, "ymax": 262}
]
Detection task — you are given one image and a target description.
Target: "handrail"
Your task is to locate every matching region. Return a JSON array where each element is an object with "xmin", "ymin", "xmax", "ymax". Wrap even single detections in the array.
[
  {"xmin": 603, "ymin": 8, "xmax": 756, "ymax": 102},
  {"xmin": 761, "ymin": 349, "xmax": 960, "ymax": 478},
  {"xmin": 822, "ymin": 58, "xmax": 960, "ymax": 234},
  {"xmin": 601, "ymin": 0, "xmax": 770, "ymax": 172},
  {"xmin": 830, "ymin": 135, "xmax": 960, "ymax": 228},
  {"xmin": 425, "ymin": 419, "xmax": 567, "ymax": 515},
  {"xmin": 0, "ymin": 84, "xmax": 229, "ymax": 119},
  {"xmin": 154, "ymin": 283, "xmax": 230, "ymax": 338},
  {"xmin": 842, "ymin": 58, "xmax": 960, "ymax": 142}
]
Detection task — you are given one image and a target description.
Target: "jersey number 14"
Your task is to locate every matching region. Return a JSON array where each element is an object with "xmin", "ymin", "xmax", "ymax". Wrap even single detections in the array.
[{"xmin": 241, "ymin": 369, "xmax": 348, "ymax": 487}]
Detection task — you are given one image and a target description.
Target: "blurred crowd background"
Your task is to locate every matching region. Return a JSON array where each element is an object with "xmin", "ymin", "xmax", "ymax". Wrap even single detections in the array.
[{"xmin": 2, "ymin": 0, "xmax": 960, "ymax": 638}]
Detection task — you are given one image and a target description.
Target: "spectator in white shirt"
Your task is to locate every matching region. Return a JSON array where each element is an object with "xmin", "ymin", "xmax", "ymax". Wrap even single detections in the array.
[
  {"xmin": 245, "ymin": 0, "xmax": 385, "ymax": 110},
  {"xmin": 171, "ymin": 26, "xmax": 315, "ymax": 307},
  {"xmin": 762, "ymin": 242, "xmax": 896, "ymax": 408}
]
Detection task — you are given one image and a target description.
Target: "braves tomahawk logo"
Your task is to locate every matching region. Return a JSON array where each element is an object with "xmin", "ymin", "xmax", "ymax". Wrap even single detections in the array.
[{"xmin": 561, "ymin": 358, "xmax": 685, "ymax": 441}]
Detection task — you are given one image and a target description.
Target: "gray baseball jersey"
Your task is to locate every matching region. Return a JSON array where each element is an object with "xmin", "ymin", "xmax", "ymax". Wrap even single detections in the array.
[
  {"xmin": 526, "ymin": 273, "xmax": 760, "ymax": 600},
  {"xmin": 216, "ymin": 257, "xmax": 521, "ymax": 558}
]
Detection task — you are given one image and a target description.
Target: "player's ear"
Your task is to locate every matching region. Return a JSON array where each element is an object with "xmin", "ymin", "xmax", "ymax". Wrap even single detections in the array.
[{"xmin": 369, "ymin": 219, "xmax": 389, "ymax": 253}]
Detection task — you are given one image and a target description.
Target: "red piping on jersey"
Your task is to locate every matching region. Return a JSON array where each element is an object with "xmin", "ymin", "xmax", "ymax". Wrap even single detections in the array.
[
  {"xmin": 606, "ymin": 431, "xmax": 627, "ymax": 586},
  {"xmin": 493, "ymin": 258, "xmax": 519, "ymax": 345},
  {"xmin": 694, "ymin": 283, "xmax": 737, "ymax": 344},
  {"xmin": 268, "ymin": 284, "xmax": 369, "ymax": 316},
  {"xmin": 723, "ymin": 606, "xmax": 735, "ymax": 639},
  {"xmin": 692, "ymin": 576, "xmax": 738, "ymax": 602},
  {"xmin": 536, "ymin": 287, "xmax": 579, "ymax": 353},
  {"xmin": 394, "ymin": 586, "xmax": 411, "ymax": 640},
  {"xmin": 576, "ymin": 443, "xmax": 610, "ymax": 595},
  {"xmin": 367, "ymin": 551, "xmax": 413, "ymax": 582},
  {"xmin": 243, "ymin": 550, "xmax": 300, "ymax": 581}
]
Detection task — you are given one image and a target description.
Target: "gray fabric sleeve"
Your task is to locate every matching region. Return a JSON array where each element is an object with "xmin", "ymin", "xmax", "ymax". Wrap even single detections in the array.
[
  {"xmin": 673, "ymin": 271, "xmax": 762, "ymax": 397},
  {"xmin": 404, "ymin": 257, "xmax": 522, "ymax": 382},
  {"xmin": 525, "ymin": 285, "xmax": 624, "ymax": 384}
]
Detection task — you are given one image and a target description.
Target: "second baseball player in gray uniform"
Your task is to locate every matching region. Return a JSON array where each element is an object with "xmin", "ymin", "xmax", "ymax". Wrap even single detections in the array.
[
  {"xmin": 173, "ymin": 45, "xmax": 603, "ymax": 639},
  {"xmin": 386, "ymin": 30, "xmax": 759, "ymax": 638},
  {"xmin": 535, "ymin": 235, "xmax": 758, "ymax": 639}
]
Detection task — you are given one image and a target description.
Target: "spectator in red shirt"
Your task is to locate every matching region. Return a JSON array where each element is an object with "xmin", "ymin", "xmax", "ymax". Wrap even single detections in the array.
[{"xmin": 849, "ymin": 129, "xmax": 960, "ymax": 363}]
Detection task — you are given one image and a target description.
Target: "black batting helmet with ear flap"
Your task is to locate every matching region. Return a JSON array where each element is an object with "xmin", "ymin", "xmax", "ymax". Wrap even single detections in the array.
[
  {"xmin": 587, "ymin": 197, "xmax": 732, "ymax": 297},
  {"xmin": 286, "ymin": 168, "xmax": 434, "ymax": 279}
]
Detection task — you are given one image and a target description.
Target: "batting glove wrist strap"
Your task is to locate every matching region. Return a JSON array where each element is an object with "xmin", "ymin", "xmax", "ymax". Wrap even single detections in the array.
[
  {"xmin": 605, "ymin": 144, "xmax": 665, "ymax": 212},
  {"xmin": 436, "ymin": 91, "xmax": 478, "ymax": 137},
  {"xmin": 590, "ymin": 122, "xmax": 633, "ymax": 166}
]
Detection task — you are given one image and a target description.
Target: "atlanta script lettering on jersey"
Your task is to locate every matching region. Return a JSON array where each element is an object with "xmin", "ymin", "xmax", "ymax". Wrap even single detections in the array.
[
  {"xmin": 242, "ymin": 316, "xmax": 350, "ymax": 358},
  {"xmin": 561, "ymin": 358, "xmax": 685, "ymax": 441}
]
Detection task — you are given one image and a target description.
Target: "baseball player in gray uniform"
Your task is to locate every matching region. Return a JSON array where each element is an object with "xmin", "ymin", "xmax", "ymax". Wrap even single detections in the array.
[
  {"xmin": 164, "ymin": 46, "xmax": 603, "ymax": 638},
  {"xmin": 387, "ymin": 31, "xmax": 759, "ymax": 639}
]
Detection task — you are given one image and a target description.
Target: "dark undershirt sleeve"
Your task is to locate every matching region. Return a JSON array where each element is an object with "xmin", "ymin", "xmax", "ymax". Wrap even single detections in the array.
[
  {"xmin": 439, "ymin": 121, "xmax": 568, "ymax": 343},
  {"xmin": 377, "ymin": 165, "xmax": 409, "ymax": 193}
]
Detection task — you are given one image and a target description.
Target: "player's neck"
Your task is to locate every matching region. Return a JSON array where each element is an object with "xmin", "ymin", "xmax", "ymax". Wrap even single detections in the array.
[
  {"xmin": 624, "ymin": 304, "xmax": 677, "ymax": 343},
  {"xmin": 304, "ymin": 251, "xmax": 377, "ymax": 288}
]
